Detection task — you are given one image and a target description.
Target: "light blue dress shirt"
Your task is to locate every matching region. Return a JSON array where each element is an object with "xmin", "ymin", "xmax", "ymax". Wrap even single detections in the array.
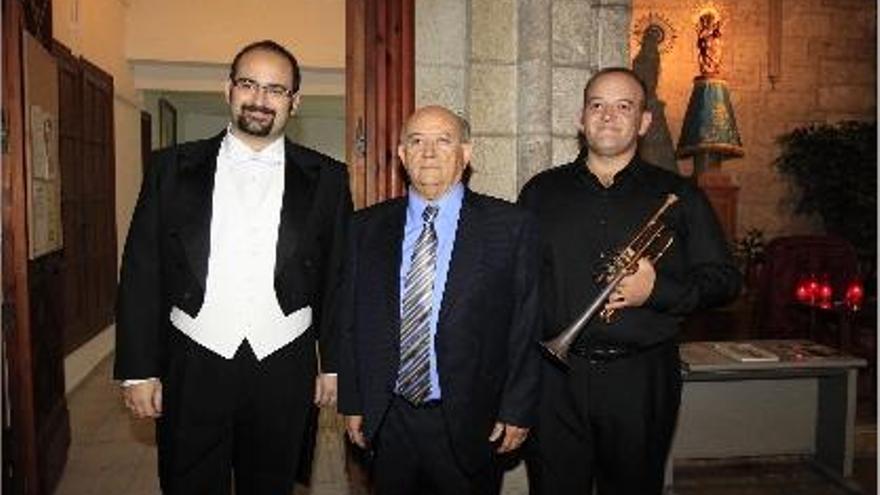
[{"xmin": 399, "ymin": 183, "xmax": 464, "ymax": 401}]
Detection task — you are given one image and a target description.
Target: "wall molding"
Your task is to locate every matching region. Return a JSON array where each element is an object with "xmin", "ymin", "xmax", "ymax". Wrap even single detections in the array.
[{"xmin": 64, "ymin": 325, "xmax": 115, "ymax": 394}]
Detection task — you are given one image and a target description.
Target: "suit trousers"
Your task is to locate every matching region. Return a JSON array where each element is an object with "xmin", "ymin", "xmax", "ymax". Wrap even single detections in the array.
[
  {"xmin": 372, "ymin": 397, "xmax": 502, "ymax": 495},
  {"xmin": 156, "ymin": 330, "xmax": 316, "ymax": 495},
  {"xmin": 531, "ymin": 341, "xmax": 681, "ymax": 495}
]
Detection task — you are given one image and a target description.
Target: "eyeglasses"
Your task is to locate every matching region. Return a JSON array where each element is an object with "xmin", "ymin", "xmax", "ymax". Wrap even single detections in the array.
[
  {"xmin": 404, "ymin": 135, "xmax": 461, "ymax": 152},
  {"xmin": 231, "ymin": 78, "xmax": 294, "ymax": 100}
]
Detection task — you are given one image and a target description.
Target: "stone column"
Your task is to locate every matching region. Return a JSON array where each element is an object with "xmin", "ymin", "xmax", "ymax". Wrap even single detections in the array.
[
  {"xmin": 468, "ymin": 0, "xmax": 519, "ymax": 199},
  {"xmin": 415, "ymin": 0, "xmax": 469, "ymax": 115},
  {"xmin": 517, "ymin": 0, "xmax": 553, "ymax": 193}
]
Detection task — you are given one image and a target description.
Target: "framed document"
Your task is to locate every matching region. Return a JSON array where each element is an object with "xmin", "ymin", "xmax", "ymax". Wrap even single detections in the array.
[{"xmin": 23, "ymin": 31, "xmax": 62, "ymax": 259}]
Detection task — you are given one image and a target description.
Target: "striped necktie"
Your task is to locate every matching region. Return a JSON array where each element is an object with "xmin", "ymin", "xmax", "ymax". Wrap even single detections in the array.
[{"xmin": 396, "ymin": 205, "xmax": 439, "ymax": 405}]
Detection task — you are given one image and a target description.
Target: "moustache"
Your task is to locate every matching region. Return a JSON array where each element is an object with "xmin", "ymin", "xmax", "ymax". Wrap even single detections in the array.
[{"xmin": 242, "ymin": 105, "xmax": 276, "ymax": 117}]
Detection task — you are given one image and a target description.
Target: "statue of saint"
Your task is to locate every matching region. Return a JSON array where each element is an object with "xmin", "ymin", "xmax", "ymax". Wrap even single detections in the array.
[{"xmin": 697, "ymin": 12, "xmax": 722, "ymax": 76}]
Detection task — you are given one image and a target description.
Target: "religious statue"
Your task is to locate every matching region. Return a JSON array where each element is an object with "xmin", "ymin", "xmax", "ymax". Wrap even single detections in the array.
[{"xmin": 697, "ymin": 11, "xmax": 722, "ymax": 76}]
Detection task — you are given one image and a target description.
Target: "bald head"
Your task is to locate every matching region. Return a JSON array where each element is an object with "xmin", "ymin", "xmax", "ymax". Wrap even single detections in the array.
[
  {"xmin": 400, "ymin": 106, "xmax": 471, "ymax": 145},
  {"xmin": 398, "ymin": 105, "xmax": 473, "ymax": 201},
  {"xmin": 583, "ymin": 67, "xmax": 648, "ymax": 111}
]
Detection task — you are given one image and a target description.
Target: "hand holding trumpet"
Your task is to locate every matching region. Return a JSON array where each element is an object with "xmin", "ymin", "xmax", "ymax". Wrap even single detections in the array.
[{"xmin": 604, "ymin": 257, "xmax": 656, "ymax": 313}]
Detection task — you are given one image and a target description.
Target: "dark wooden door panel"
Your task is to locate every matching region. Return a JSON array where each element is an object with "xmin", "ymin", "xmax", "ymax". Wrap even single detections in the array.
[
  {"xmin": 55, "ymin": 46, "xmax": 117, "ymax": 353},
  {"xmin": 80, "ymin": 59, "xmax": 116, "ymax": 336},
  {"xmin": 54, "ymin": 42, "xmax": 87, "ymax": 354},
  {"xmin": 3, "ymin": 0, "xmax": 41, "ymax": 492},
  {"xmin": 346, "ymin": 0, "xmax": 414, "ymax": 209},
  {"xmin": 27, "ymin": 253, "xmax": 69, "ymax": 495}
]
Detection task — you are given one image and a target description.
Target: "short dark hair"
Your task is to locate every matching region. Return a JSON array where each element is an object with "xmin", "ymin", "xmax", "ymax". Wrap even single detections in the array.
[
  {"xmin": 583, "ymin": 67, "xmax": 648, "ymax": 110},
  {"xmin": 229, "ymin": 40, "xmax": 302, "ymax": 94}
]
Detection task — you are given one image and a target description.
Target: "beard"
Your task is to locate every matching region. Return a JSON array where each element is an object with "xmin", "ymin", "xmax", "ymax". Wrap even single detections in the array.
[{"xmin": 235, "ymin": 104, "xmax": 276, "ymax": 137}]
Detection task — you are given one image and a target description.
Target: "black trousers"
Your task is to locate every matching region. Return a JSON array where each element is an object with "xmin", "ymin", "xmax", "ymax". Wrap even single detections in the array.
[
  {"xmin": 372, "ymin": 397, "xmax": 501, "ymax": 495},
  {"xmin": 530, "ymin": 341, "xmax": 681, "ymax": 495},
  {"xmin": 156, "ymin": 331, "xmax": 316, "ymax": 494}
]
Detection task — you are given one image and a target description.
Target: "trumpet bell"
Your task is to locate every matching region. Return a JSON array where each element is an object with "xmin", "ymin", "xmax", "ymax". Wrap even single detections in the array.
[{"xmin": 539, "ymin": 339, "xmax": 569, "ymax": 366}]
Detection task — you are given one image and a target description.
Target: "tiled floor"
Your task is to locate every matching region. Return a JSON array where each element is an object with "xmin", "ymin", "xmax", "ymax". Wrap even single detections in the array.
[{"xmin": 55, "ymin": 355, "xmax": 876, "ymax": 494}]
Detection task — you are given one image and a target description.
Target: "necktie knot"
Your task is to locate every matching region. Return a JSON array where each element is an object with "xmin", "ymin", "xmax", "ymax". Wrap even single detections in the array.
[{"xmin": 422, "ymin": 205, "xmax": 439, "ymax": 224}]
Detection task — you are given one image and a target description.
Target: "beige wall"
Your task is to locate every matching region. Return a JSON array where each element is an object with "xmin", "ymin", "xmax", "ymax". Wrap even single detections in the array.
[
  {"xmin": 632, "ymin": 0, "xmax": 877, "ymax": 239},
  {"xmin": 125, "ymin": 0, "xmax": 345, "ymax": 69}
]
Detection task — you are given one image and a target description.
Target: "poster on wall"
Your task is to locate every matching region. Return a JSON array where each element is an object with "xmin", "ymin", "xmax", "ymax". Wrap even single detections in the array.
[{"xmin": 23, "ymin": 31, "xmax": 63, "ymax": 259}]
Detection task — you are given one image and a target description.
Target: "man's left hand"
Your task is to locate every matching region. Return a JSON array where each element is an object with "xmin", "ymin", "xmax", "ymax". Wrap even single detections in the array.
[
  {"xmin": 489, "ymin": 422, "xmax": 529, "ymax": 453},
  {"xmin": 314, "ymin": 373, "xmax": 337, "ymax": 407},
  {"xmin": 605, "ymin": 257, "xmax": 656, "ymax": 311}
]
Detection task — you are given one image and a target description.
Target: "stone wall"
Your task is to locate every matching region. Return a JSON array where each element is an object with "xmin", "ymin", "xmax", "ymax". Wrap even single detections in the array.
[
  {"xmin": 416, "ymin": 0, "xmax": 633, "ymax": 201},
  {"xmin": 632, "ymin": 0, "xmax": 877, "ymax": 239},
  {"xmin": 417, "ymin": 0, "xmax": 876, "ymax": 234}
]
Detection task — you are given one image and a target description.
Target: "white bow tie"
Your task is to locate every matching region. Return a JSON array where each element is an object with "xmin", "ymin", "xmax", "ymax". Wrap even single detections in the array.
[{"xmin": 227, "ymin": 147, "xmax": 283, "ymax": 167}]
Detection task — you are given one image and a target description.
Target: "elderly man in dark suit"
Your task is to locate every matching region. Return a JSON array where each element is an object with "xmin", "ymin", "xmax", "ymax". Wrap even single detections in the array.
[
  {"xmin": 339, "ymin": 105, "xmax": 542, "ymax": 494},
  {"xmin": 114, "ymin": 40, "xmax": 351, "ymax": 494}
]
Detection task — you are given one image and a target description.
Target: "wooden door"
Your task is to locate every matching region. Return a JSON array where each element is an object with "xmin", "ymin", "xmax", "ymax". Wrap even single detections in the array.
[
  {"xmin": 2, "ymin": 0, "xmax": 40, "ymax": 492},
  {"xmin": 54, "ymin": 43, "xmax": 117, "ymax": 354},
  {"xmin": 20, "ymin": 27, "xmax": 70, "ymax": 495},
  {"xmin": 346, "ymin": 0, "xmax": 415, "ymax": 209},
  {"xmin": 77, "ymin": 59, "xmax": 116, "ymax": 343},
  {"xmin": 53, "ymin": 43, "xmax": 86, "ymax": 354}
]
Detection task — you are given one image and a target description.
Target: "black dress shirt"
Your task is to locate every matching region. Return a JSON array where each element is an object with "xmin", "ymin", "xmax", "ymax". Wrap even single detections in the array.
[{"xmin": 518, "ymin": 156, "xmax": 741, "ymax": 347}]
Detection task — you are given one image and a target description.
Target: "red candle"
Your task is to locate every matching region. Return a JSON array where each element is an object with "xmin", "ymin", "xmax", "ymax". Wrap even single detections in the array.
[
  {"xmin": 795, "ymin": 283, "xmax": 810, "ymax": 302},
  {"xmin": 819, "ymin": 282, "xmax": 832, "ymax": 301},
  {"xmin": 845, "ymin": 281, "xmax": 864, "ymax": 311},
  {"xmin": 806, "ymin": 277, "xmax": 820, "ymax": 300}
]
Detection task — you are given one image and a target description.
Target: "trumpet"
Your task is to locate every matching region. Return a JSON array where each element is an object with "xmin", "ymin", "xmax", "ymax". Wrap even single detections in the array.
[{"xmin": 540, "ymin": 194, "xmax": 679, "ymax": 366}]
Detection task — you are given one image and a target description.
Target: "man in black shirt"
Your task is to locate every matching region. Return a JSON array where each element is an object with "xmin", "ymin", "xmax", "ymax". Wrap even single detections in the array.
[{"xmin": 518, "ymin": 67, "xmax": 741, "ymax": 494}]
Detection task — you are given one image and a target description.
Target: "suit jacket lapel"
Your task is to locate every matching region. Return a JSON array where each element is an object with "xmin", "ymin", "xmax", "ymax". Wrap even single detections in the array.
[
  {"xmin": 438, "ymin": 190, "xmax": 484, "ymax": 330},
  {"xmin": 176, "ymin": 132, "xmax": 224, "ymax": 288},
  {"xmin": 378, "ymin": 200, "xmax": 407, "ymax": 339},
  {"xmin": 275, "ymin": 140, "xmax": 318, "ymax": 277}
]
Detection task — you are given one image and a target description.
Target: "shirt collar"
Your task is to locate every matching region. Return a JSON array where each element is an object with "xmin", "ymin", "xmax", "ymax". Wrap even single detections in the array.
[
  {"xmin": 220, "ymin": 125, "xmax": 285, "ymax": 167},
  {"xmin": 575, "ymin": 153, "xmax": 647, "ymax": 189},
  {"xmin": 406, "ymin": 182, "xmax": 465, "ymax": 224}
]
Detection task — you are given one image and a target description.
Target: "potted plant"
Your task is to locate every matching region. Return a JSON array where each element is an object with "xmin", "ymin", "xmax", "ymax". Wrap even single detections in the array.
[{"xmin": 774, "ymin": 120, "xmax": 876, "ymax": 294}]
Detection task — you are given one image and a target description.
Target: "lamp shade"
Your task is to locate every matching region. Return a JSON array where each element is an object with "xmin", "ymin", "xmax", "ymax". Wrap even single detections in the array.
[{"xmin": 676, "ymin": 76, "xmax": 744, "ymax": 159}]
